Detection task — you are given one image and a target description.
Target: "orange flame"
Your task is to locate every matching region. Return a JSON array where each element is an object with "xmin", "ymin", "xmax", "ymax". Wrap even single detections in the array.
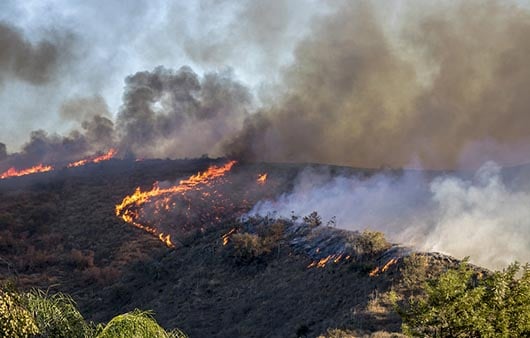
[
  {"xmin": 257, "ymin": 173, "xmax": 268, "ymax": 185},
  {"xmin": 158, "ymin": 233, "xmax": 173, "ymax": 247},
  {"xmin": 369, "ymin": 258, "xmax": 399, "ymax": 277},
  {"xmin": 68, "ymin": 148, "xmax": 117, "ymax": 168},
  {"xmin": 0, "ymin": 164, "xmax": 53, "ymax": 180},
  {"xmin": 307, "ymin": 253, "xmax": 350, "ymax": 268},
  {"xmin": 115, "ymin": 161, "xmax": 237, "ymax": 247},
  {"xmin": 222, "ymin": 228, "xmax": 237, "ymax": 246}
]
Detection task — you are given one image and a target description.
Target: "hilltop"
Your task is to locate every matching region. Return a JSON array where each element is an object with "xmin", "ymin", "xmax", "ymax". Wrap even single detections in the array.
[{"xmin": 0, "ymin": 159, "xmax": 475, "ymax": 337}]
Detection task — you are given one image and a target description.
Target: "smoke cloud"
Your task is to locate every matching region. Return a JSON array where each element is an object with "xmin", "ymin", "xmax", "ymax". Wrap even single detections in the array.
[
  {"xmin": 4, "ymin": 0, "xmax": 530, "ymax": 170},
  {"xmin": 0, "ymin": 21, "xmax": 63, "ymax": 85},
  {"xmin": 116, "ymin": 66, "xmax": 251, "ymax": 159},
  {"xmin": 0, "ymin": 107, "xmax": 115, "ymax": 171},
  {"xmin": 248, "ymin": 162, "xmax": 530, "ymax": 269},
  {"xmin": 225, "ymin": 0, "xmax": 530, "ymax": 169},
  {"xmin": 0, "ymin": 143, "xmax": 6, "ymax": 161}
]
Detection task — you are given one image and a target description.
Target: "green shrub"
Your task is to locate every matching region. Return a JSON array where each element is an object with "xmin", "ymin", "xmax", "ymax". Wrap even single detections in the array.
[
  {"xmin": 96, "ymin": 310, "xmax": 186, "ymax": 338},
  {"xmin": 0, "ymin": 289, "xmax": 38, "ymax": 338},
  {"xmin": 0, "ymin": 285, "xmax": 187, "ymax": 338},
  {"xmin": 395, "ymin": 260, "xmax": 530, "ymax": 337},
  {"xmin": 24, "ymin": 289, "xmax": 95, "ymax": 338},
  {"xmin": 400, "ymin": 253, "xmax": 428, "ymax": 291}
]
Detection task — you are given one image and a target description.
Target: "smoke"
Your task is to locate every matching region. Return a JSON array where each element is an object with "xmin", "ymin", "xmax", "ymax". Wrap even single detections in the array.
[
  {"xmin": 225, "ymin": 0, "xmax": 530, "ymax": 169},
  {"xmin": 116, "ymin": 66, "xmax": 251, "ymax": 159},
  {"xmin": 0, "ymin": 102, "xmax": 115, "ymax": 170},
  {"xmin": 248, "ymin": 162, "xmax": 530, "ymax": 269},
  {"xmin": 2, "ymin": 0, "xmax": 530, "ymax": 168},
  {"xmin": 0, "ymin": 21, "xmax": 64, "ymax": 85},
  {"xmin": 4, "ymin": 1, "xmax": 530, "ymax": 170},
  {"xmin": 0, "ymin": 143, "xmax": 6, "ymax": 161}
]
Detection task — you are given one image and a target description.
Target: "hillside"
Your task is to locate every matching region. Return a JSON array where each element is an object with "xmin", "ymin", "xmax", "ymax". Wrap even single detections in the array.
[{"xmin": 0, "ymin": 159, "xmax": 465, "ymax": 337}]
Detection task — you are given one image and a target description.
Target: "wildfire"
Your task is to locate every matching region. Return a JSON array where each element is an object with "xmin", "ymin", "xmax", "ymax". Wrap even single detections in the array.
[
  {"xmin": 0, "ymin": 164, "xmax": 54, "ymax": 180},
  {"xmin": 158, "ymin": 233, "xmax": 173, "ymax": 247},
  {"xmin": 115, "ymin": 161, "xmax": 237, "ymax": 247},
  {"xmin": 67, "ymin": 148, "xmax": 117, "ymax": 168},
  {"xmin": 369, "ymin": 258, "xmax": 399, "ymax": 277},
  {"xmin": 307, "ymin": 254, "xmax": 351, "ymax": 268},
  {"xmin": 257, "ymin": 173, "xmax": 268, "ymax": 185},
  {"xmin": 222, "ymin": 228, "xmax": 237, "ymax": 246}
]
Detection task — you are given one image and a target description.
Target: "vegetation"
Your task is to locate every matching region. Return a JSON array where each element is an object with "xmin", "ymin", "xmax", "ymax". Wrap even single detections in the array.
[
  {"xmin": 25, "ymin": 289, "xmax": 96, "ymax": 338},
  {"xmin": 0, "ymin": 287, "xmax": 38, "ymax": 338},
  {"xmin": 0, "ymin": 283, "xmax": 186, "ymax": 338},
  {"xmin": 303, "ymin": 211, "xmax": 323, "ymax": 227},
  {"xmin": 394, "ymin": 260, "xmax": 530, "ymax": 337},
  {"xmin": 351, "ymin": 230, "xmax": 391, "ymax": 255},
  {"xmin": 97, "ymin": 310, "xmax": 186, "ymax": 338},
  {"xmin": 229, "ymin": 232, "xmax": 272, "ymax": 263}
]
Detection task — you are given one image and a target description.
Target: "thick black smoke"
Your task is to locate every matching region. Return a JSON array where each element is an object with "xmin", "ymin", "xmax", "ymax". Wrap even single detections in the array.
[
  {"xmin": 1, "ymin": 114, "xmax": 114, "ymax": 170},
  {"xmin": 116, "ymin": 66, "xmax": 251, "ymax": 159}
]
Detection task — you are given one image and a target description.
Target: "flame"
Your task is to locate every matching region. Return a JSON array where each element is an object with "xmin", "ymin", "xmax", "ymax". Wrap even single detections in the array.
[
  {"xmin": 222, "ymin": 228, "xmax": 237, "ymax": 246},
  {"xmin": 307, "ymin": 253, "xmax": 350, "ymax": 268},
  {"xmin": 68, "ymin": 148, "xmax": 117, "ymax": 168},
  {"xmin": 369, "ymin": 258, "xmax": 399, "ymax": 277},
  {"xmin": 115, "ymin": 161, "xmax": 237, "ymax": 247},
  {"xmin": 257, "ymin": 173, "xmax": 268, "ymax": 185},
  {"xmin": 158, "ymin": 233, "xmax": 173, "ymax": 247},
  {"xmin": 0, "ymin": 164, "xmax": 53, "ymax": 180}
]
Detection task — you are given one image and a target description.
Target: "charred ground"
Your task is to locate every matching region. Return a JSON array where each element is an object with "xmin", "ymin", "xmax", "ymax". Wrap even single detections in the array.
[{"xmin": 0, "ymin": 159, "xmax": 462, "ymax": 337}]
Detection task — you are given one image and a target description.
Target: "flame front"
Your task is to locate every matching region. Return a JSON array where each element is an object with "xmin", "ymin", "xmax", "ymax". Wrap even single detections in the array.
[
  {"xmin": 67, "ymin": 148, "xmax": 117, "ymax": 168},
  {"xmin": 222, "ymin": 228, "xmax": 237, "ymax": 246},
  {"xmin": 369, "ymin": 258, "xmax": 399, "ymax": 277},
  {"xmin": 115, "ymin": 161, "xmax": 237, "ymax": 247},
  {"xmin": 307, "ymin": 253, "xmax": 351, "ymax": 268},
  {"xmin": 0, "ymin": 164, "xmax": 54, "ymax": 180}
]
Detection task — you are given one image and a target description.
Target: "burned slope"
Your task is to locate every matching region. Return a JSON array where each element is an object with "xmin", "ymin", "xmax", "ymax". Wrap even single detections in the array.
[{"xmin": 0, "ymin": 159, "xmax": 462, "ymax": 337}]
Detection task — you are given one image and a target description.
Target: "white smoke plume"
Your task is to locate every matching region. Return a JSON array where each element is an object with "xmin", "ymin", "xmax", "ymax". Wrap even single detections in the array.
[{"xmin": 248, "ymin": 162, "xmax": 530, "ymax": 269}]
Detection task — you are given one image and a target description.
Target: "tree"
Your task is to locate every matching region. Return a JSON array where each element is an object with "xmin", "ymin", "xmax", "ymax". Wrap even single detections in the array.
[{"xmin": 395, "ymin": 260, "xmax": 530, "ymax": 337}]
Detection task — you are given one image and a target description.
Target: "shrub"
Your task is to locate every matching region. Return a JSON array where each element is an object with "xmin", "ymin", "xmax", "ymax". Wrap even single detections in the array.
[
  {"xmin": 69, "ymin": 249, "xmax": 95, "ymax": 269},
  {"xmin": 0, "ymin": 289, "xmax": 38, "ymax": 338},
  {"xmin": 0, "ymin": 285, "xmax": 187, "ymax": 338},
  {"xmin": 395, "ymin": 260, "xmax": 530, "ymax": 337},
  {"xmin": 24, "ymin": 289, "xmax": 95, "ymax": 338},
  {"xmin": 400, "ymin": 253, "xmax": 428, "ymax": 292},
  {"xmin": 229, "ymin": 233, "xmax": 271, "ymax": 263},
  {"xmin": 352, "ymin": 231, "xmax": 390, "ymax": 255},
  {"xmin": 303, "ymin": 211, "xmax": 322, "ymax": 228},
  {"xmin": 96, "ymin": 310, "xmax": 186, "ymax": 338}
]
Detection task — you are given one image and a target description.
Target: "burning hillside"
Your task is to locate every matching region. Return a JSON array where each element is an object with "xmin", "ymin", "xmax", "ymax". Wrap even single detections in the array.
[
  {"xmin": 115, "ymin": 160, "xmax": 277, "ymax": 247},
  {"xmin": 0, "ymin": 148, "xmax": 117, "ymax": 180},
  {"xmin": 0, "ymin": 163, "xmax": 53, "ymax": 179}
]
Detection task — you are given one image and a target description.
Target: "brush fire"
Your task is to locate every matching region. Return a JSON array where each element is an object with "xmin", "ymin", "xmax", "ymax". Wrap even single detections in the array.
[
  {"xmin": 0, "ymin": 148, "xmax": 117, "ymax": 180},
  {"xmin": 115, "ymin": 161, "xmax": 275, "ymax": 247},
  {"xmin": 0, "ymin": 163, "xmax": 53, "ymax": 179},
  {"xmin": 67, "ymin": 148, "xmax": 117, "ymax": 167}
]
